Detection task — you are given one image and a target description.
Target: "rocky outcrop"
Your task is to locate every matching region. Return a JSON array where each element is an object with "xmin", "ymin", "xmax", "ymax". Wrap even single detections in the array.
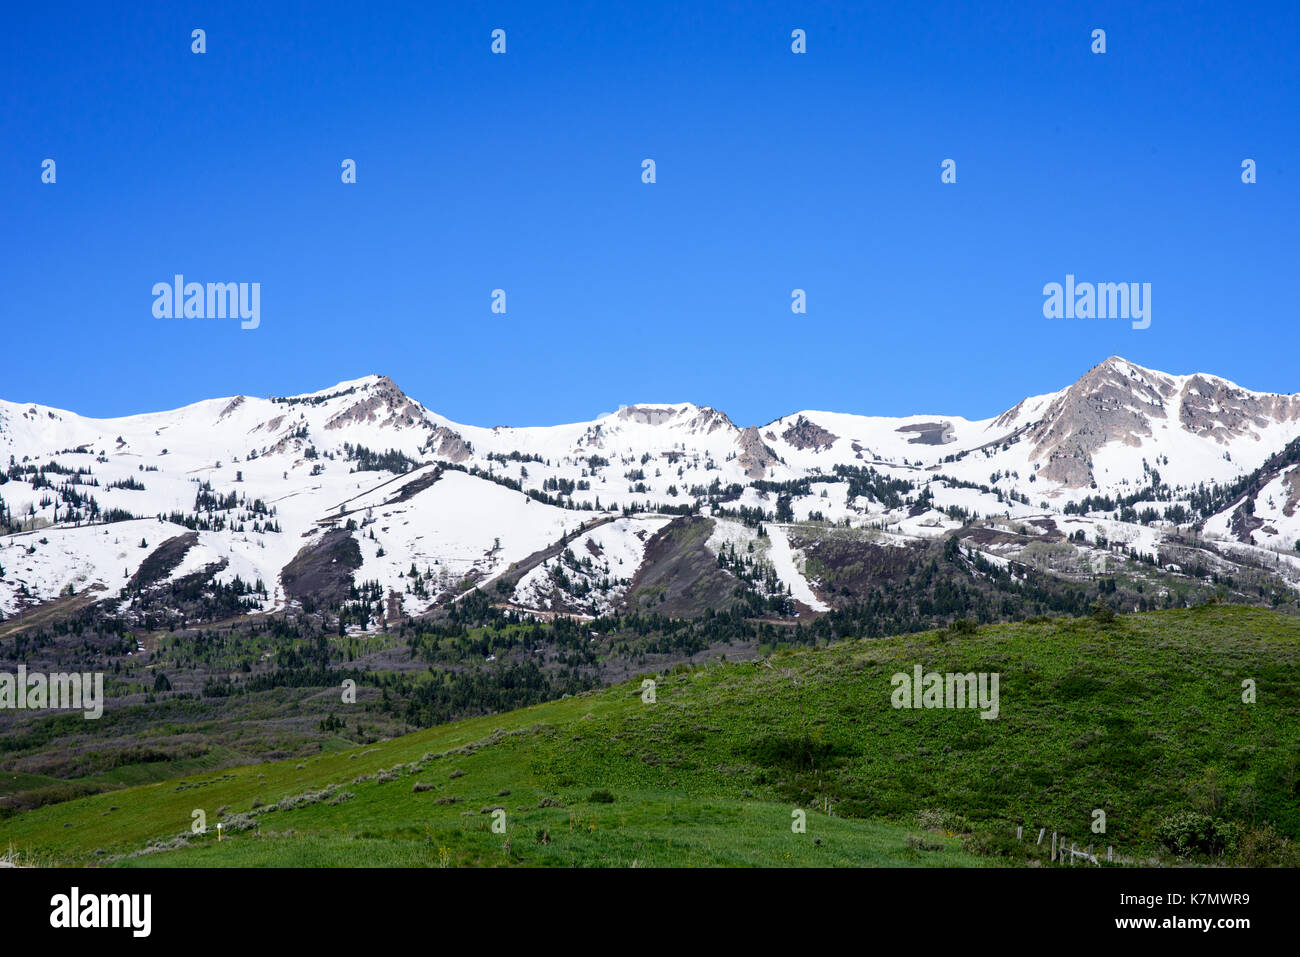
[
  {"xmin": 617, "ymin": 405, "xmax": 735, "ymax": 435},
  {"xmin": 325, "ymin": 376, "xmax": 427, "ymax": 431},
  {"xmin": 737, "ymin": 426, "xmax": 780, "ymax": 478},
  {"xmin": 1283, "ymin": 466, "xmax": 1300, "ymax": 518},
  {"xmin": 1024, "ymin": 358, "xmax": 1172, "ymax": 487},
  {"xmin": 1016, "ymin": 358, "xmax": 1300, "ymax": 488},
  {"xmin": 217, "ymin": 395, "xmax": 245, "ymax": 421},
  {"xmin": 782, "ymin": 415, "xmax": 839, "ymax": 451},
  {"xmin": 1178, "ymin": 375, "xmax": 1300, "ymax": 443},
  {"xmin": 427, "ymin": 425, "xmax": 473, "ymax": 463}
]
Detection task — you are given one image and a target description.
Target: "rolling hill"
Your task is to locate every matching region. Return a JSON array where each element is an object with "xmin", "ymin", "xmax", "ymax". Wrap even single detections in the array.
[{"xmin": 3, "ymin": 605, "xmax": 1296, "ymax": 868}]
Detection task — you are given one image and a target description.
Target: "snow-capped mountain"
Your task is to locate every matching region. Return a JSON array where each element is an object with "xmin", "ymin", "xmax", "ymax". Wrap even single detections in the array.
[{"xmin": 2, "ymin": 357, "xmax": 1299, "ymax": 623}]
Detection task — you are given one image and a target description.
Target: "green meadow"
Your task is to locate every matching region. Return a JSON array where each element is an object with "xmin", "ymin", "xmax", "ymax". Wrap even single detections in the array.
[{"xmin": 2, "ymin": 605, "xmax": 1296, "ymax": 867}]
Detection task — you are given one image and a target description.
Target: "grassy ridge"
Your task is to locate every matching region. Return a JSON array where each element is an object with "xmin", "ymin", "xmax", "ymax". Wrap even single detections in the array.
[{"xmin": 1, "ymin": 605, "xmax": 1296, "ymax": 867}]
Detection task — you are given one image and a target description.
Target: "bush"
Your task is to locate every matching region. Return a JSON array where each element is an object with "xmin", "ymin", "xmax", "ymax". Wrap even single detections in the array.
[
  {"xmin": 1091, "ymin": 600, "xmax": 1116, "ymax": 624},
  {"xmin": 916, "ymin": 808, "xmax": 970, "ymax": 833},
  {"xmin": 587, "ymin": 789, "xmax": 616, "ymax": 804},
  {"xmin": 904, "ymin": 833, "xmax": 945, "ymax": 852},
  {"xmin": 961, "ymin": 830, "xmax": 1028, "ymax": 859},
  {"xmin": 1231, "ymin": 824, "xmax": 1300, "ymax": 867},
  {"xmin": 1156, "ymin": 810, "xmax": 1240, "ymax": 857}
]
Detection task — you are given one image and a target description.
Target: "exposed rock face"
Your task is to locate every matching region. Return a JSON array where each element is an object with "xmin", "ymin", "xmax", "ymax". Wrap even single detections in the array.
[
  {"xmin": 217, "ymin": 395, "xmax": 245, "ymax": 420},
  {"xmin": 782, "ymin": 415, "xmax": 839, "ymax": 451},
  {"xmin": 1023, "ymin": 359, "xmax": 1173, "ymax": 487},
  {"xmin": 737, "ymin": 426, "xmax": 780, "ymax": 478},
  {"xmin": 682, "ymin": 406, "xmax": 734, "ymax": 435},
  {"xmin": 310, "ymin": 374, "xmax": 476, "ymax": 462},
  {"xmin": 325, "ymin": 376, "xmax": 427, "ymax": 431},
  {"xmin": 1012, "ymin": 358, "xmax": 1300, "ymax": 488},
  {"xmin": 617, "ymin": 405, "xmax": 735, "ymax": 435},
  {"xmin": 427, "ymin": 425, "xmax": 473, "ymax": 463},
  {"xmin": 992, "ymin": 398, "xmax": 1030, "ymax": 431},
  {"xmin": 1178, "ymin": 375, "xmax": 1300, "ymax": 443},
  {"xmin": 1284, "ymin": 466, "xmax": 1300, "ymax": 518},
  {"xmin": 266, "ymin": 432, "xmax": 305, "ymax": 456}
]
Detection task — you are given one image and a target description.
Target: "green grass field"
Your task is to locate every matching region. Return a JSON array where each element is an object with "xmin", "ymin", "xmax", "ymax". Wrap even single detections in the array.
[{"xmin": 2, "ymin": 604, "xmax": 1296, "ymax": 867}]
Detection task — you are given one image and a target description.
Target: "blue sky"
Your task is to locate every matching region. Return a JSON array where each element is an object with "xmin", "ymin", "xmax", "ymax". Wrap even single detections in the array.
[{"xmin": 3, "ymin": 1, "xmax": 1296, "ymax": 427}]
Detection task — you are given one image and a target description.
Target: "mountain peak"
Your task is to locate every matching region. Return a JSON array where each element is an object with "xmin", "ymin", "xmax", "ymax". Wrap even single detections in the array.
[
  {"xmin": 614, "ymin": 403, "xmax": 736, "ymax": 434},
  {"xmin": 275, "ymin": 374, "xmax": 397, "ymax": 403},
  {"xmin": 313, "ymin": 375, "xmax": 427, "ymax": 432}
]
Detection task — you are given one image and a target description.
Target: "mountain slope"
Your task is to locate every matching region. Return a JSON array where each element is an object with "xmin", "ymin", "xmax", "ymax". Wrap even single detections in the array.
[
  {"xmin": 2, "ymin": 605, "xmax": 1295, "ymax": 867},
  {"xmin": 2, "ymin": 358, "xmax": 1300, "ymax": 627}
]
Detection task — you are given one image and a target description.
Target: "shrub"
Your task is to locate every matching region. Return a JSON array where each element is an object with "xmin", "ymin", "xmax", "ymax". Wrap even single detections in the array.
[
  {"xmin": 274, "ymin": 786, "xmax": 338, "ymax": 812},
  {"xmin": 904, "ymin": 833, "xmax": 944, "ymax": 851},
  {"xmin": 962, "ymin": 831, "xmax": 1018, "ymax": 857},
  {"xmin": 1231, "ymin": 824, "xmax": 1300, "ymax": 867},
  {"xmin": 916, "ymin": 808, "xmax": 970, "ymax": 833},
  {"xmin": 587, "ymin": 789, "xmax": 616, "ymax": 804},
  {"xmin": 1156, "ymin": 810, "xmax": 1240, "ymax": 857}
]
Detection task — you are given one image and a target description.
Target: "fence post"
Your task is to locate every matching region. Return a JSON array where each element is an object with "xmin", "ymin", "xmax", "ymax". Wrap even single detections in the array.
[
  {"xmin": 1108, "ymin": 845, "xmax": 1113, "ymax": 862},
  {"xmin": 1017, "ymin": 826, "xmax": 1023, "ymax": 841},
  {"xmin": 1051, "ymin": 832, "xmax": 1057, "ymax": 861},
  {"xmin": 1037, "ymin": 828, "xmax": 1046, "ymax": 845}
]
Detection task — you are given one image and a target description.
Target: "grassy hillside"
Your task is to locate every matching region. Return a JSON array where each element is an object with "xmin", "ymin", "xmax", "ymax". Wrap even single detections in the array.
[{"xmin": 1, "ymin": 604, "xmax": 1297, "ymax": 867}]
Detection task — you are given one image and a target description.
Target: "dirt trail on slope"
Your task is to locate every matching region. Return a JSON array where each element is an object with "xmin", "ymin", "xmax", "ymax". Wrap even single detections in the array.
[{"xmin": 0, "ymin": 587, "xmax": 106, "ymax": 639}]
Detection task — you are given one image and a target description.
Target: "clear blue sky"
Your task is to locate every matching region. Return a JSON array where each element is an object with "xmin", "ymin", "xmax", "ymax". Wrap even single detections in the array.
[{"xmin": 3, "ymin": 1, "xmax": 1296, "ymax": 426}]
